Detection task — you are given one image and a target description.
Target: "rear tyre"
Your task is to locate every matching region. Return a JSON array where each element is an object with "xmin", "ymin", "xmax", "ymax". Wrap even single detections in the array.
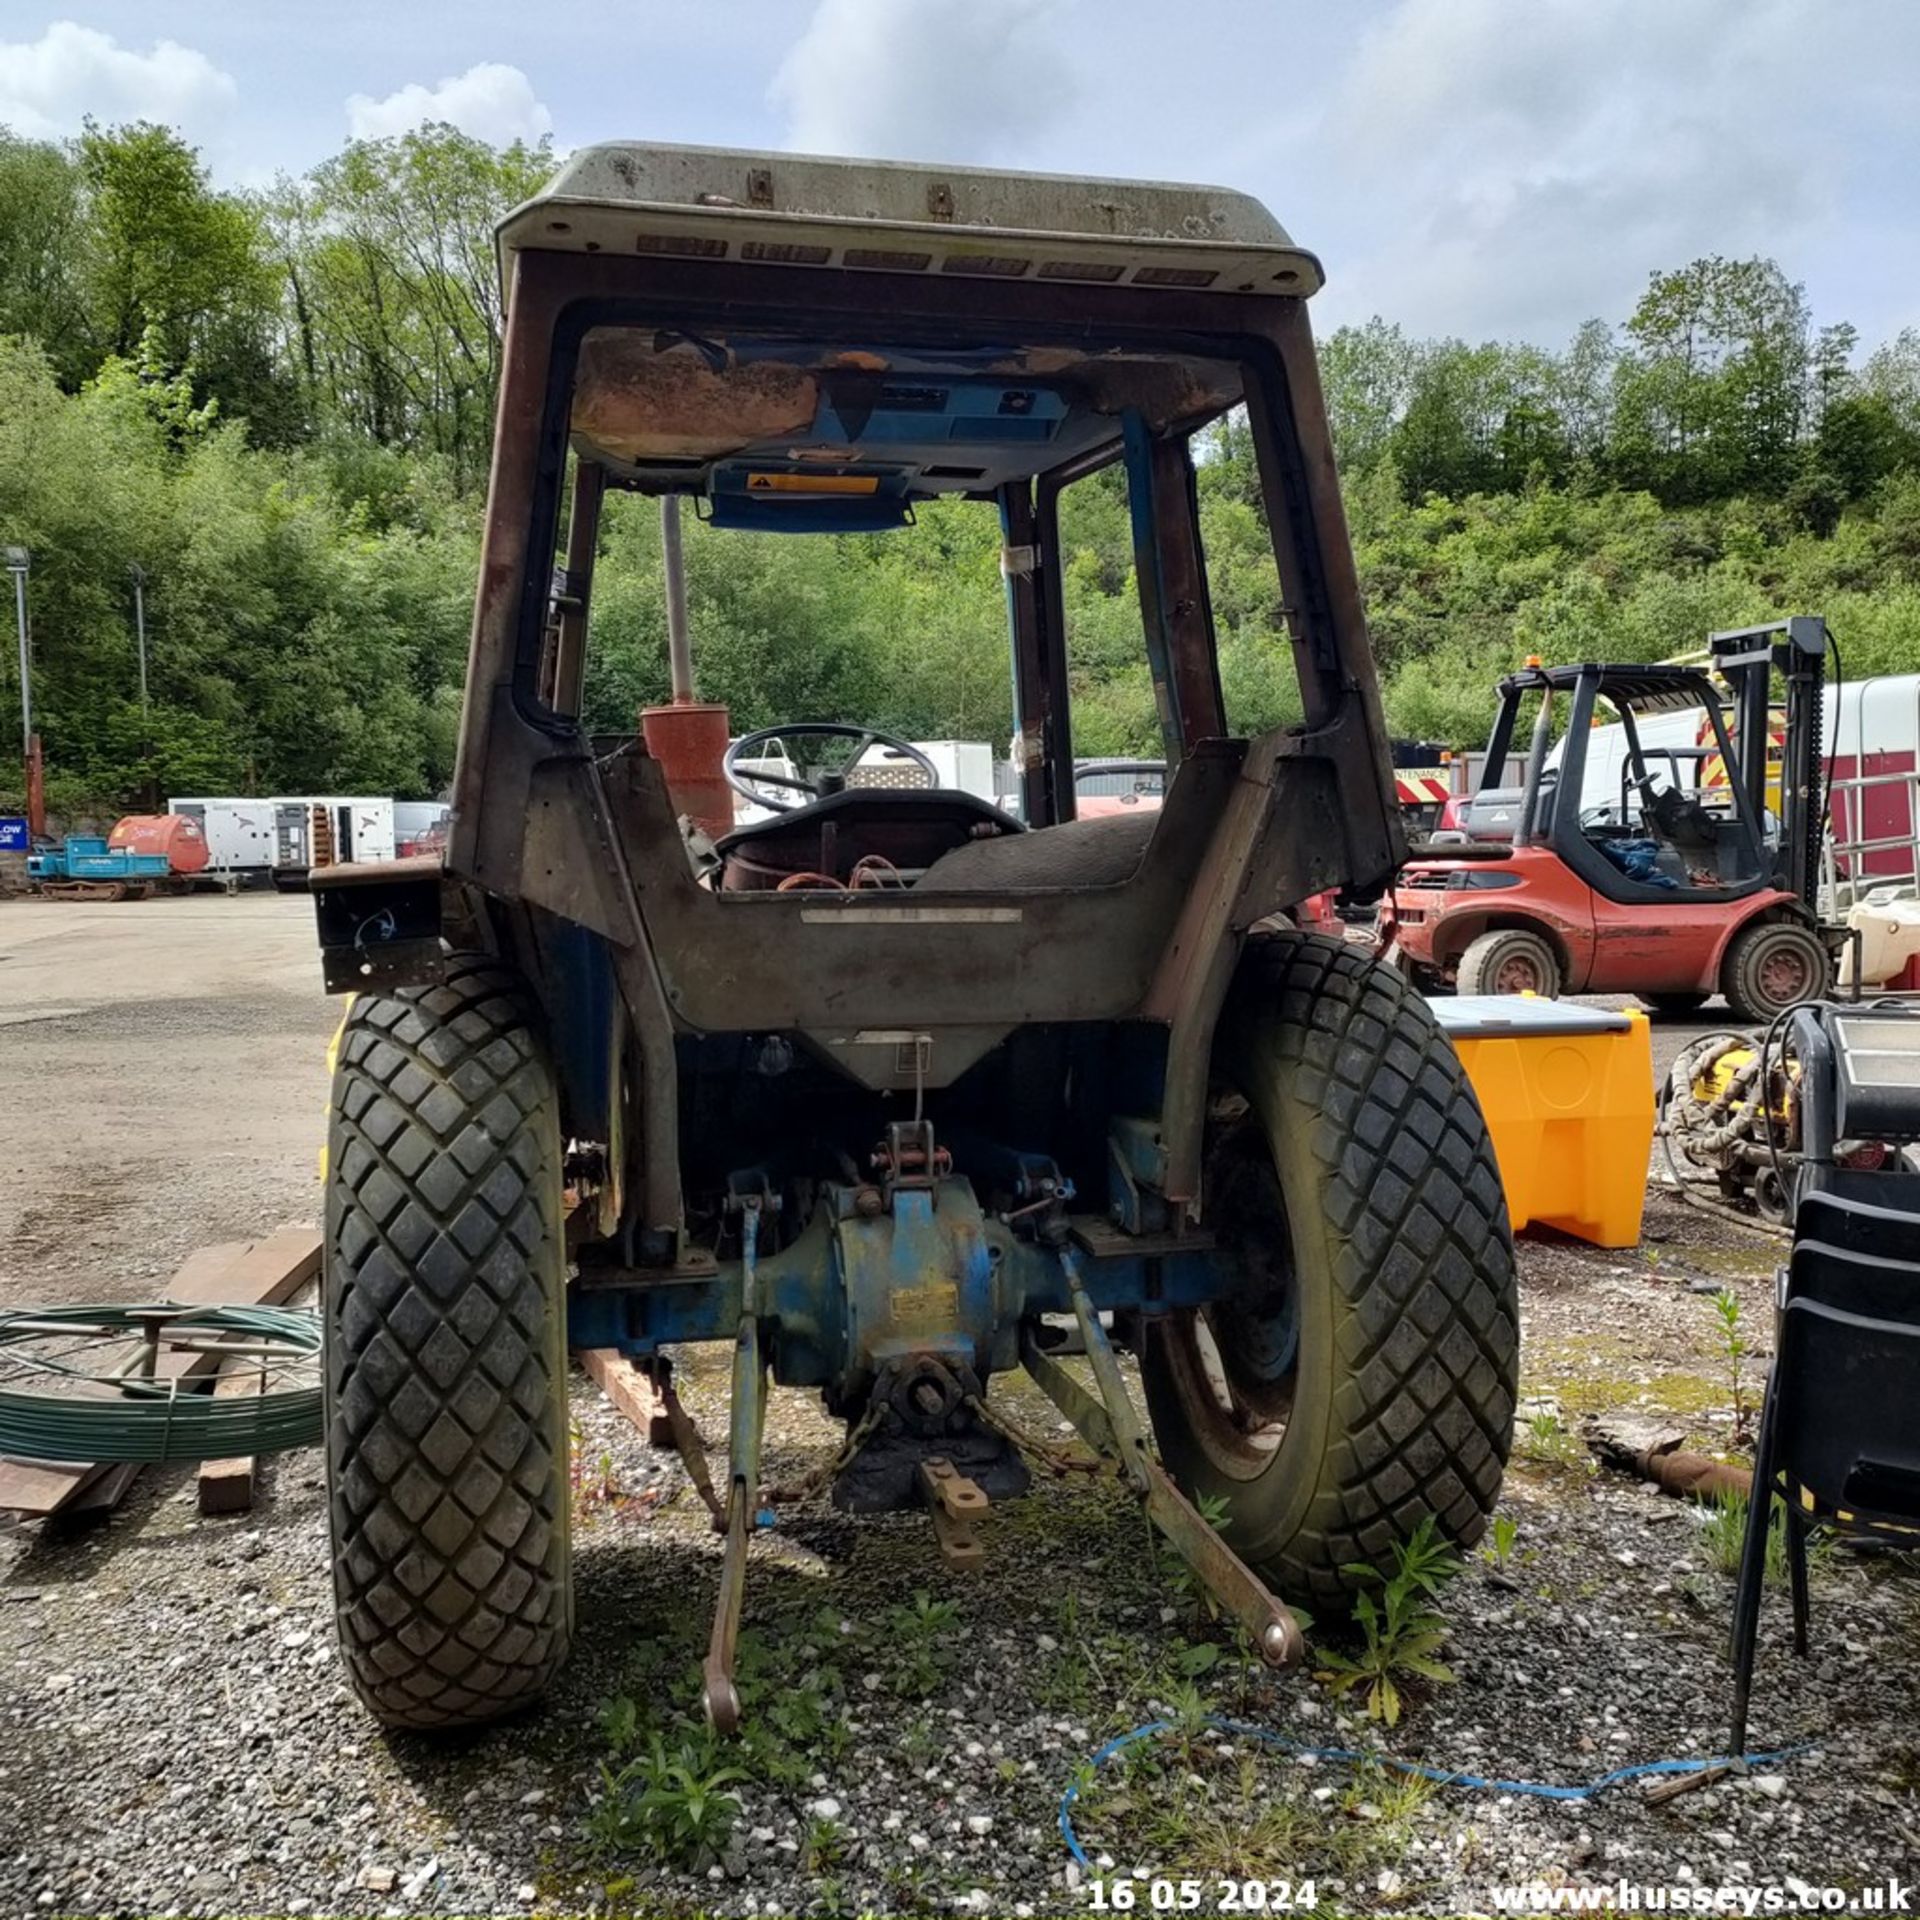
[
  {"xmin": 324, "ymin": 957, "xmax": 573, "ymax": 1730},
  {"xmin": 1639, "ymin": 991, "xmax": 1711, "ymax": 1017},
  {"xmin": 1721, "ymin": 920, "xmax": 1830, "ymax": 1025},
  {"xmin": 1142, "ymin": 934, "xmax": 1519, "ymax": 1606},
  {"xmin": 1457, "ymin": 926, "xmax": 1562, "ymax": 998}
]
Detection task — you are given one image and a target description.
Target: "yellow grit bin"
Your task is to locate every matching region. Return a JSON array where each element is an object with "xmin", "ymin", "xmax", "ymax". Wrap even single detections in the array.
[{"xmin": 1430, "ymin": 996, "xmax": 1656, "ymax": 1250}]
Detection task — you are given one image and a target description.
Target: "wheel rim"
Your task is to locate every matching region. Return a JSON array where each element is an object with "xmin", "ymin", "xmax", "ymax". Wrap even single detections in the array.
[
  {"xmin": 1757, "ymin": 941, "xmax": 1816, "ymax": 1010},
  {"xmin": 1153, "ymin": 1122, "xmax": 1298, "ymax": 1482},
  {"xmin": 1494, "ymin": 949, "xmax": 1545, "ymax": 994}
]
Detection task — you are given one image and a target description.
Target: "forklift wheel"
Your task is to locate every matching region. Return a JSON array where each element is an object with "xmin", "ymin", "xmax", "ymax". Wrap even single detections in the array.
[
  {"xmin": 1721, "ymin": 919, "xmax": 1830, "ymax": 1025},
  {"xmin": 1456, "ymin": 926, "xmax": 1562, "ymax": 998},
  {"xmin": 323, "ymin": 958, "xmax": 573, "ymax": 1730},
  {"xmin": 1141, "ymin": 935, "xmax": 1519, "ymax": 1606}
]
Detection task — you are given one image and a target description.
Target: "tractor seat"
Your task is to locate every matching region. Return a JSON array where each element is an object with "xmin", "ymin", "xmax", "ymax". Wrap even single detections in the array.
[
  {"xmin": 715, "ymin": 785, "xmax": 1023, "ymax": 858},
  {"xmin": 918, "ymin": 808, "xmax": 1158, "ymax": 891},
  {"xmin": 713, "ymin": 786, "xmax": 1023, "ymax": 891}
]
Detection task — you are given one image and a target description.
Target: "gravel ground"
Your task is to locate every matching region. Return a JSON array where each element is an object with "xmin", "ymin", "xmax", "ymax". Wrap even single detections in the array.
[{"xmin": 2, "ymin": 897, "xmax": 1917, "ymax": 1917}]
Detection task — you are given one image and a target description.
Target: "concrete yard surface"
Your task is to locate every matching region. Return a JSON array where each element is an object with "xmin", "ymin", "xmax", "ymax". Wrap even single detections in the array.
[{"xmin": 0, "ymin": 893, "xmax": 336, "ymax": 1311}]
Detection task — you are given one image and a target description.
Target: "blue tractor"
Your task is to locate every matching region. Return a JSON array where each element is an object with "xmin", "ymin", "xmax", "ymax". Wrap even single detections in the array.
[{"xmin": 309, "ymin": 143, "xmax": 1520, "ymax": 1732}]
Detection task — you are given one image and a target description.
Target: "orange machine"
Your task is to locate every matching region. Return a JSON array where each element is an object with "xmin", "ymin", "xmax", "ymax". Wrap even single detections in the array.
[
  {"xmin": 1385, "ymin": 625, "xmax": 1841, "ymax": 1024},
  {"xmin": 107, "ymin": 813, "xmax": 210, "ymax": 875}
]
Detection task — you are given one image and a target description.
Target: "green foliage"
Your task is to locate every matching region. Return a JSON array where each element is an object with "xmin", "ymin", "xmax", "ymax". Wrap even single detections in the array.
[
  {"xmin": 1696, "ymin": 1488, "xmax": 1829, "ymax": 1588},
  {"xmin": 1713, "ymin": 1287, "xmax": 1753, "ymax": 1441},
  {"xmin": 1516, "ymin": 1409, "xmax": 1587, "ymax": 1471},
  {"xmin": 586, "ymin": 1731, "xmax": 749, "ymax": 1866},
  {"xmin": 1315, "ymin": 1516, "xmax": 1462, "ymax": 1727},
  {"xmin": 4, "ymin": 113, "xmax": 1920, "ymax": 818},
  {"xmin": 1485, "ymin": 1513, "xmax": 1520, "ymax": 1570},
  {"xmin": 883, "ymin": 1589, "xmax": 962, "ymax": 1699}
]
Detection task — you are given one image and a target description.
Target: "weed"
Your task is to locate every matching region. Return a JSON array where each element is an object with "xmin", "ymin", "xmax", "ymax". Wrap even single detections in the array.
[
  {"xmin": 1316, "ymin": 1516, "xmax": 1462, "ymax": 1727},
  {"xmin": 586, "ymin": 1732, "xmax": 750, "ymax": 1866},
  {"xmin": 1163, "ymin": 1678, "xmax": 1216, "ymax": 1751},
  {"xmin": 1712, "ymin": 1288, "xmax": 1752, "ymax": 1442},
  {"xmin": 884, "ymin": 1590, "xmax": 961, "ymax": 1699},
  {"xmin": 596, "ymin": 1693, "xmax": 642, "ymax": 1757},
  {"xmin": 804, "ymin": 1816, "xmax": 850, "ymax": 1873},
  {"xmin": 1517, "ymin": 1409, "xmax": 1587, "ymax": 1471},
  {"xmin": 899, "ymin": 1715, "xmax": 940, "ymax": 1768},
  {"xmin": 1698, "ymin": 1489, "xmax": 1828, "ymax": 1584},
  {"xmin": 1158, "ymin": 1492, "xmax": 1233, "ymax": 1627},
  {"xmin": 1484, "ymin": 1514, "xmax": 1520, "ymax": 1570}
]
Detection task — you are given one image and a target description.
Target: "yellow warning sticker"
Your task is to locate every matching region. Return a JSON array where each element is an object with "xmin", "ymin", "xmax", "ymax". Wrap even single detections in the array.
[{"xmin": 744, "ymin": 472, "xmax": 880, "ymax": 494}]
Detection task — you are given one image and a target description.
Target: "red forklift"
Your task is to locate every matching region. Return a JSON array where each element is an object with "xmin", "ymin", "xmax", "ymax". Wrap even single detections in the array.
[{"xmin": 1383, "ymin": 617, "xmax": 1841, "ymax": 1021}]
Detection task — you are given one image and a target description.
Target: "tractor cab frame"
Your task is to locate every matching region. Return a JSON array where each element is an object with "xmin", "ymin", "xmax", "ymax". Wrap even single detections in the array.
[
  {"xmin": 310, "ymin": 143, "xmax": 1517, "ymax": 1735},
  {"xmin": 1387, "ymin": 619, "xmax": 1840, "ymax": 1019}
]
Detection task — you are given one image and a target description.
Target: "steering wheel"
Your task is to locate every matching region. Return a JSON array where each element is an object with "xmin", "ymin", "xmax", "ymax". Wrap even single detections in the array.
[{"xmin": 722, "ymin": 723, "xmax": 939, "ymax": 814}]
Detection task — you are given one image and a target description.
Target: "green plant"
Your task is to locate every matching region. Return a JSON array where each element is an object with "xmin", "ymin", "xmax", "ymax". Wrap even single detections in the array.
[
  {"xmin": 1713, "ymin": 1288, "xmax": 1751, "ymax": 1439},
  {"xmin": 1155, "ymin": 1491, "xmax": 1233, "ymax": 1636},
  {"xmin": 1315, "ymin": 1516, "xmax": 1462, "ymax": 1726},
  {"xmin": 1485, "ymin": 1514, "xmax": 1520, "ymax": 1569},
  {"xmin": 884, "ymin": 1590, "xmax": 961, "ymax": 1699},
  {"xmin": 1517, "ymin": 1409, "xmax": 1586, "ymax": 1470},
  {"xmin": 596, "ymin": 1692, "xmax": 643, "ymax": 1756},
  {"xmin": 1698, "ymin": 1488, "xmax": 1829, "ymax": 1585},
  {"xmin": 805, "ymin": 1816, "xmax": 850, "ymax": 1873},
  {"xmin": 586, "ymin": 1732, "xmax": 750, "ymax": 1866}
]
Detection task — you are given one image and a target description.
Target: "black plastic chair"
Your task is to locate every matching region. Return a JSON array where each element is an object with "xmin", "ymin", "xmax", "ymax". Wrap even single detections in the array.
[{"xmin": 1728, "ymin": 1227, "xmax": 1920, "ymax": 1754}]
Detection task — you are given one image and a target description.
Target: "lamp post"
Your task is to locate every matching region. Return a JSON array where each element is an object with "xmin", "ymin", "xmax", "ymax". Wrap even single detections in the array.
[
  {"xmin": 4, "ymin": 546, "xmax": 41, "ymax": 839},
  {"xmin": 129, "ymin": 563, "xmax": 149, "ymax": 717},
  {"xmin": 4, "ymin": 547, "xmax": 26, "ymax": 755},
  {"xmin": 129, "ymin": 563, "xmax": 155, "ymax": 810}
]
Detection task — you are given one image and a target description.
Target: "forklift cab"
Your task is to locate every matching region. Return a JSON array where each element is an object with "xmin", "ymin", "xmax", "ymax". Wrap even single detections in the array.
[{"xmin": 1485, "ymin": 663, "xmax": 1773, "ymax": 903}]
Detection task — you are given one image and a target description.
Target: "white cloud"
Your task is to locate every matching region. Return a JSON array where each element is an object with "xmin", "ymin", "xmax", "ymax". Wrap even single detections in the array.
[
  {"xmin": 0, "ymin": 19, "xmax": 237, "ymax": 142},
  {"xmin": 345, "ymin": 62, "xmax": 552, "ymax": 146},
  {"xmin": 770, "ymin": 0, "xmax": 1072, "ymax": 162},
  {"xmin": 1311, "ymin": 0, "xmax": 1918, "ymax": 342}
]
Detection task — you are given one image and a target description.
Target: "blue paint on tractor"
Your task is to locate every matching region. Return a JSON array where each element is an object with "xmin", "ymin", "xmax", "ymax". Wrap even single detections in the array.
[{"xmin": 566, "ymin": 1172, "xmax": 1229, "ymax": 1396}]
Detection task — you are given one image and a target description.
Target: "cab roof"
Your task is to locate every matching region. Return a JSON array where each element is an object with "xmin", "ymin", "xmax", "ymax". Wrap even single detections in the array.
[
  {"xmin": 1498, "ymin": 662, "xmax": 1718, "ymax": 713},
  {"xmin": 497, "ymin": 141, "xmax": 1323, "ymax": 300}
]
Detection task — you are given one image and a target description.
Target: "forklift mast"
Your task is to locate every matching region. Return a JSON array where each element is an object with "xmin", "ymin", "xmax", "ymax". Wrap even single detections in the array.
[{"xmin": 1708, "ymin": 616, "xmax": 1829, "ymax": 914}]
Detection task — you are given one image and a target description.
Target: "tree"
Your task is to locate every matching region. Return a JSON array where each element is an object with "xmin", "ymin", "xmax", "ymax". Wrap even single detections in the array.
[
  {"xmin": 74, "ymin": 121, "xmax": 289, "ymax": 431},
  {"xmin": 0, "ymin": 131, "xmax": 88, "ymax": 382},
  {"xmin": 281, "ymin": 125, "xmax": 553, "ymax": 489},
  {"xmin": 1612, "ymin": 257, "xmax": 1811, "ymax": 502}
]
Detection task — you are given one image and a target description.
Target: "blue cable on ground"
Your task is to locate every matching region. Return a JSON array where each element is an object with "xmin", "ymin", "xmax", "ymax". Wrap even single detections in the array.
[{"xmin": 1058, "ymin": 1716, "xmax": 1817, "ymax": 1868}]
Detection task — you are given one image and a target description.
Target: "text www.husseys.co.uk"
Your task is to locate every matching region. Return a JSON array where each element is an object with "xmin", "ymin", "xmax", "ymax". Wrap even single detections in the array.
[{"xmin": 1488, "ymin": 1880, "xmax": 1914, "ymax": 1915}]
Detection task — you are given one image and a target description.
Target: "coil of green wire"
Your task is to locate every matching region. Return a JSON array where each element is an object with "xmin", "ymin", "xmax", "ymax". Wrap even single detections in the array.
[{"xmin": 0, "ymin": 1302, "xmax": 321, "ymax": 1464}]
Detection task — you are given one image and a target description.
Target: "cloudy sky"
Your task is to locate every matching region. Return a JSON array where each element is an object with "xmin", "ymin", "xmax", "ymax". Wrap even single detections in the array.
[{"xmin": 3, "ymin": 0, "xmax": 1915, "ymax": 349}]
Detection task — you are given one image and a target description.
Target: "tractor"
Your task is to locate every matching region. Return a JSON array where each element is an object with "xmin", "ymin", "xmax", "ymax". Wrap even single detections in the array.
[
  {"xmin": 309, "ymin": 142, "xmax": 1518, "ymax": 1732},
  {"xmin": 1384, "ymin": 621, "xmax": 1842, "ymax": 1022}
]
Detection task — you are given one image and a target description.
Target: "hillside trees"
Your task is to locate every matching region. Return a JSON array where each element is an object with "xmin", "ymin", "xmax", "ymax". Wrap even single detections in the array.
[{"xmin": 1, "ymin": 115, "xmax": 1918, "ymax": 814}]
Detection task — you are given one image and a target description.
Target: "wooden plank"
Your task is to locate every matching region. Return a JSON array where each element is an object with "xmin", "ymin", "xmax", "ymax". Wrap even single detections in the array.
[
  {"xmin": 0, "ymin": 1228, "xmax": 322, "ymax": 1519},
  {"xmin": 62, "ymin": 1463, "xmax": 142, "ymax": 1520},
  {"xmin": 169, "ymin": 1227, "xmax": 321, "ymax": 1308},
  {"xmin": 576, "ymin": 1348, "xmax": 672, "ymax": 1447},
  {"xmin": 197, "ymin": 1361, "xmax": 268, "ymax": 1515}
]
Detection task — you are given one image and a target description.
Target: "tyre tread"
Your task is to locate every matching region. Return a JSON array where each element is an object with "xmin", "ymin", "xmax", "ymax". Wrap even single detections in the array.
[
  {"xmin": 325, "ymin": 957, "xmax": 571, "ymax": 1730},
  {"xmin": 1187, "ymin": 935, "xmax": 1519, "ymax": 1601}
]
